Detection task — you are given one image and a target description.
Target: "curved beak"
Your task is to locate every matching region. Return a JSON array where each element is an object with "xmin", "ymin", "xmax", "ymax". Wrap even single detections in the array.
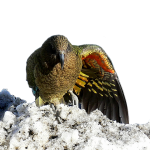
[{"xmin": 59, "ymin": 52, "xmax": 64, "ymax": 69}]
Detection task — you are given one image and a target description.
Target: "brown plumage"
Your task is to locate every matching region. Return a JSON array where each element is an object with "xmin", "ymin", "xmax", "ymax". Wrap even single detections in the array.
[
  {"xmin": 26, "ymin": 35, "xmax": 129, "ymax": 124},
  {"xmin": 26, "ymin": 35, "xmax": 82, "ymax": 105}
]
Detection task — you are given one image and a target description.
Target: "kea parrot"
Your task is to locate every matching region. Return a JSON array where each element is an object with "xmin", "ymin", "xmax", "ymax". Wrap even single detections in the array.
[{"xmin": 26, "ymin": 35, "xmax": 129, "ymax": 124}]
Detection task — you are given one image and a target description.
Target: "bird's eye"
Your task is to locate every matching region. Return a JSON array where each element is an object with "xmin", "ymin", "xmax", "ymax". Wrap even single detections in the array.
[{"xmin": 45, "ymin": 43, "xmax": 56, "ymax": 54}]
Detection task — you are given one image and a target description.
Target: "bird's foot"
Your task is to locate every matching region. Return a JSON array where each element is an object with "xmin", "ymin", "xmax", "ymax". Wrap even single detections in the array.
[
  {"xmin": 35, "ymin": 96, "xmax": 45, "ymax": 107},
  {"xmin": 35, "ymin": 97, "xmax": 62, "ymax": 123},
  {"xmin": 50, "ymin": 103, "xmax": 62, "ymax": 124},
  {"xmin": 68, "ymin": 90, "xmax": 79, "ymax": 108}
]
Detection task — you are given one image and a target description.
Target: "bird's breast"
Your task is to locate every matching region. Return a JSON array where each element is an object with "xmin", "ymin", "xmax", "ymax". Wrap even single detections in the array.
[{"xmin": 35, "ymin": 52, "xmax": 82, "ymax": 102}]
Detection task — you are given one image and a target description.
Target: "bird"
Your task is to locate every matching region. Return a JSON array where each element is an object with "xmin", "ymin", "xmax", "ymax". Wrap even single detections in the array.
[{"xmin": 26, "ymin": 35, "xmax": 129, "ymax": 124}]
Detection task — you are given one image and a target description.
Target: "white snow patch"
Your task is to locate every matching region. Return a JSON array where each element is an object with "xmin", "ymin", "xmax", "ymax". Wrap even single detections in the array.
[{"xmin": 0, "ymin": 89, "xmax": 150, "ymax": 150}]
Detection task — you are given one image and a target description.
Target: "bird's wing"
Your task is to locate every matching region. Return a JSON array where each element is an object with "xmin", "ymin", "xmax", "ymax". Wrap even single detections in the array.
[
  {"xmin": 26, "ymin": 48, "xmax": 40, "ymax": 94},
  {"xmin": 73, "ymin": 44, "xmax": 129, "ymax": 124}
]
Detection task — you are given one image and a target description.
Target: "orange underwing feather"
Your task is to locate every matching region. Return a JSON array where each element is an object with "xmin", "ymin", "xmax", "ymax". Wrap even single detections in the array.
[{"xmin": 82, "ymin": 52, "xmax": 115, "ymax": 74}]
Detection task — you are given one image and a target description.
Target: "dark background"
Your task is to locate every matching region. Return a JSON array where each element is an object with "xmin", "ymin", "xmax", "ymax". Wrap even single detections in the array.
[{"xmin": 0, "ymin": 32, "xmax": 150, "ymax": 123}]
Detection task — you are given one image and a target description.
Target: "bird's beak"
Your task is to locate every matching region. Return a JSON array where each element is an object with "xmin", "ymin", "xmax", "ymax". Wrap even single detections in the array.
[{"xmin": 59, "ymin": 52, "xmax": 64, "ymax": 69}]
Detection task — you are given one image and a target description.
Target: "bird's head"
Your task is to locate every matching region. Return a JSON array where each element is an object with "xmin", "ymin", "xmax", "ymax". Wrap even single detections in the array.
[{"xmin": 41, "ymin": 35, "xmax": 70, "ymax": 69}]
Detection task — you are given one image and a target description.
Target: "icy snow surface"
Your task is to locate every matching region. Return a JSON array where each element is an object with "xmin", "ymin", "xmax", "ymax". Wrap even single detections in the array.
[{"xmin": 0, "ymin": 89, "xmax": 150, "ymax": 150}]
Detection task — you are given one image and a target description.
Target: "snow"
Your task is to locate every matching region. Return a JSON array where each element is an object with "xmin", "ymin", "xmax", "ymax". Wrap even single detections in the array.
[{"xmin": 0, "ymin": 89, "xmax": 150, "ymax": 150}]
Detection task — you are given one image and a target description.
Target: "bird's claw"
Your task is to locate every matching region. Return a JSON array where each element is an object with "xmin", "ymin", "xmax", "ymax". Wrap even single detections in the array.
[
  {"xmin": 68, "ymin": 90, "xmax": 79, "ymax": 108},
  {"xmin": 50, "ymin": 103, "xmax": 62, "ymax": 124},
  {"xmin": 50, "ymin": 103, "xmax": 56, "ymax": 112}
]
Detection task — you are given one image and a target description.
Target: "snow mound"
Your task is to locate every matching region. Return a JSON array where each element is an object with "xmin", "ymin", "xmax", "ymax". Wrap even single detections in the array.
[{"xmin": 0, "ymin": 90, "xmax": 150, "ymax": 150}]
